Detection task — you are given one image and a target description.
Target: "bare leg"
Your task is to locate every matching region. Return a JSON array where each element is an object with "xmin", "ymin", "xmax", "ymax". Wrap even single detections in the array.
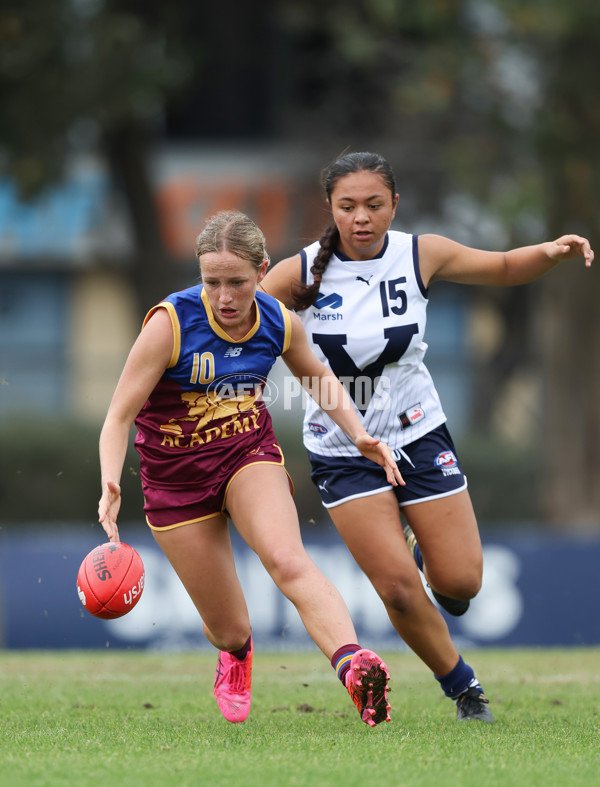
[
  {"xmin": 225, "ymin": 463, "xmax": 358, "ymax": 660},
  {"xmin": 403, "ymin": 489, "xmax": 483, "ymax": 600},
  {"xmin": 328, "ymin": 491, "xmax": 460, "ymax": 676},
  {"xmin": 152, "ymin": 514, "xmax": 251, "ymax": 652}
]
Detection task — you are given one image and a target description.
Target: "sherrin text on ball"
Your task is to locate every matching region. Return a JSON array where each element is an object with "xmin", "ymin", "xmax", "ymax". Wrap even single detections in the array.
[{"xmin": 77, "ymin": 542, "xmax": 145, "ymax": 619}]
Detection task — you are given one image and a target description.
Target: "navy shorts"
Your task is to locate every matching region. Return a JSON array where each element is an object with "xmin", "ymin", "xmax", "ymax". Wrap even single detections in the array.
[{"xmin": 308, "ymin": 423, "xmax": 467, "ymax": 509}]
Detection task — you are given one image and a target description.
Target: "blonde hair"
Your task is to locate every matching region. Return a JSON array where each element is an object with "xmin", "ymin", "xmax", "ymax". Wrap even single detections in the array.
[{"xmin": 195, "ymin": 210, "xmax": 269, "ymax": 272}]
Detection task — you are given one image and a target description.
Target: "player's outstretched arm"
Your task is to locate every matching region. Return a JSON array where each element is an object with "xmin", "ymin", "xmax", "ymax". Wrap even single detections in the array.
[{"xmin": 421, "ymin": 232, "xmax": 594, "ymax": 287}]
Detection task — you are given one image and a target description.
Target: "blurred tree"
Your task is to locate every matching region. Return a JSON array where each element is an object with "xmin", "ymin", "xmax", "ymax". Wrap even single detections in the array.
[
  {"xmin": 0, "ymin": 0, "xmax": 193, "ymax": 314},
  {"xmin": 0, "ymin": 0, "xmax": 290, "ymax": 313},
  {"xmin": 515, "ymin": 2, "xmax": 600, "ymax": 528},
  {"xmin": 461, "ymin": 0, "xmax": 600, "ymax": 526}
]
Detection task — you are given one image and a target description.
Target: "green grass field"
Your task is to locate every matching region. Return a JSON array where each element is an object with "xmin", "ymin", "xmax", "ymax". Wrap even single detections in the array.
[{"xmin": 0, "ymin": 648, "xmax": 598, "ymax": 786}]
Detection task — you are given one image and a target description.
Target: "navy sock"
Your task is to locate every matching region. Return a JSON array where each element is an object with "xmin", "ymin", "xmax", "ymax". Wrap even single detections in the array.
[
  {"xmin": 435, "ymin": 655, "xmax": 482, "ymax": 699},
  {"xmin": 413, "ymin": 543, "xmax": 424, "ymax": 572},
  {"xmin": 230, "ymin": 634, "xmax": 252, "ymax": 661},
  {"xmin": 331, "ymin": 643, "xmax": 361, "ymax": 685}
]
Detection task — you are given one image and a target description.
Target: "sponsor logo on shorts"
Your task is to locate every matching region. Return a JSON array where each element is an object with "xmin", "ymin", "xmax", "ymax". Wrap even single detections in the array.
[
  {"xmin": 308, "ymin": 422, "xmax": 328, "ymax": 439},
  {"xmin": 434, "ymin": 450, "xmax": 461, "ymax": 477},
  {"xmin": 398, "ymin": 403, "xmax": 425, "ymax": 429}
]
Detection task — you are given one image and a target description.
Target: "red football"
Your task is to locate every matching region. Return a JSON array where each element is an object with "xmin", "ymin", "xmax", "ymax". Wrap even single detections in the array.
[{"xmin": 77, "ymin": 542, "xmax": 145, "ymax": 619}]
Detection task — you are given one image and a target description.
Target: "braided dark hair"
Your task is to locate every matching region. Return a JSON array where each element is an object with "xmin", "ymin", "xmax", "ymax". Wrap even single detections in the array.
[{"xmin": 292, "ymin": 152, "xmax": 397, "ymax": 311}]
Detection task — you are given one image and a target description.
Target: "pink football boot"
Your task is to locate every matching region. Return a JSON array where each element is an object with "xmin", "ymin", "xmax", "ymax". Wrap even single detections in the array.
[
  {"xmin": 346, "ymin": 648, "xmax": 391, "ymax": 727},
  {"xmin": 213, "ymin": 640, "xmax": 253, "ymax": 723}
]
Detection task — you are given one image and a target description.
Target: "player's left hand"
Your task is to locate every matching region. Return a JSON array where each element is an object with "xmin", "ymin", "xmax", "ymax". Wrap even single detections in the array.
[
  {"xmin": 549, "ymin": 234, "xmax": 594, "ymax": 267},
  {"xmin": 354, "ymin": 433, "xmax": 405, "ymax": 487}
]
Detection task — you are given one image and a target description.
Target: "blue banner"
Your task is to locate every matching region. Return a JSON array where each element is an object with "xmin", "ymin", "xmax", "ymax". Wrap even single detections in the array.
[{"xmin": 1, "ymin": 525, "xmax": 598, "ymax": 650}]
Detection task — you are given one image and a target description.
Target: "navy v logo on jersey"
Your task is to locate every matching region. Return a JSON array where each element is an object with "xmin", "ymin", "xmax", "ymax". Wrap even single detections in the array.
[{"xmin": 312, "ymin": 325, "xmax": 418, "ymax": 413}]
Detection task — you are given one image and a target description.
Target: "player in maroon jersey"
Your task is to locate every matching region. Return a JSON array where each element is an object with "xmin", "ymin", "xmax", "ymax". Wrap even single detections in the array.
[{"xmin": 97, "ymin": 210, "xmax": 403, "ymax": 726}]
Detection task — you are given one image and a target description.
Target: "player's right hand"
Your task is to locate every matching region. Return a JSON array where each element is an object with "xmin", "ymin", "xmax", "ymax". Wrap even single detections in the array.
[
  {"xmin": 98, "ymin": 480, "xmax": 122, "ymax": 543},
  {"xmin": 354, "ymin": 433, "xmax": 406, "ymax": 487}
]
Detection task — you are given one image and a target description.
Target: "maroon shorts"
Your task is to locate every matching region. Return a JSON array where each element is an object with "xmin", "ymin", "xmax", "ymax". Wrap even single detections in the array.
[{"xmin": 141, "ymin": 439, "xmax": 291, "ymax": 530}]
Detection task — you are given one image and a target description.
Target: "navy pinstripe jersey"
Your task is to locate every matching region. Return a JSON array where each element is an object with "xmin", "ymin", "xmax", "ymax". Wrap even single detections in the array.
[{"xmin": 296, "ymin": 230, "xmax": 447, "ymax": 457}]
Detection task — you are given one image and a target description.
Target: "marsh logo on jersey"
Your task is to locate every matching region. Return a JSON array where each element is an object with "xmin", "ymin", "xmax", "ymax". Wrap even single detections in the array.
[
  {"xmin": 313, "ymin": 292, "xmax": 344, "ymax": 320},
  {"xmin": 434, "ymin": 451, "xmax": 461, "ymax": 477},
  {"xmin": 314, "ymin": 292, "xmax": 343, "ymax": 309},
  {"xmin": 308, "ymin": 422, "xmax": 328, "ymax": 439}
]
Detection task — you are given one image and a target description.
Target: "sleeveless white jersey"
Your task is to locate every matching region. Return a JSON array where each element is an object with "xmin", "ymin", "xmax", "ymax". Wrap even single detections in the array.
[{"xmin": 297, "ymin": 230, "xmax": 447, "ymax": 457}]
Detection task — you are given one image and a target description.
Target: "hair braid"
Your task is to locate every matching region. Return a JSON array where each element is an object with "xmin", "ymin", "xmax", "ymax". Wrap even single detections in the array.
[
  {"xmin": 292, "ymin": 225, "xmax": 339, "ymax": 311},
  {"xmin": 312, "ymin": 225, "xmax": 338, "ymax": 282}
]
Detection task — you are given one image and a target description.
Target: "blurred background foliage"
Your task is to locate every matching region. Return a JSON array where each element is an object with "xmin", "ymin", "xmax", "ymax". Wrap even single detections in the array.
[
  {"xmin": 0, "ymin": 419, "xmax": 540, "ymax": 529},
  {"xmin": 1, "ymin": 0, "xmax": 598, "ymax": 530}
]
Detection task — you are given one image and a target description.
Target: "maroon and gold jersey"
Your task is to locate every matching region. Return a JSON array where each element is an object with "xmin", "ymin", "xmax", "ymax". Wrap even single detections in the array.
[{"xmin": 134, "ymin": 286, "xmax": 291, "ymax": 492}]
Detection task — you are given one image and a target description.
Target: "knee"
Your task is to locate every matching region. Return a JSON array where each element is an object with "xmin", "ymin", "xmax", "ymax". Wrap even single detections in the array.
[
  {"xmin": 432, "ymin": 570, "xmax": 482, "ymax": 600},
  {"xmin": 202, "ymin": 621, "xmax": 250, "ymax": 652},
  {"xmin": 460, "ymin": 572, "xmax": 483, "ymax": 599},
  {"xmin": 376, "ymin": 576, "xmax": 424, "ymax": 615},
  {"xmin": 263, "ymin": 549, "xmax": 308, "ymax": 590}
]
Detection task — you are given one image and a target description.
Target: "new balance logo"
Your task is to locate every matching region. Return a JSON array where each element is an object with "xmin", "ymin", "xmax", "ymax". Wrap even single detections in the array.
[{"xmin": 224, "ymin": 347, "xmax": 243, "ymax": 357}]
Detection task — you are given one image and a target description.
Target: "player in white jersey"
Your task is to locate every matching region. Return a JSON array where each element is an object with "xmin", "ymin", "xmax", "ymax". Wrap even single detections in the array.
[
  {"xmin": 297, "ymin": 229, "xmax": 446, "ymax": 458},
  {"xmin": 261, "ymin": 151, "xmax": 594, "ymax": 722}
]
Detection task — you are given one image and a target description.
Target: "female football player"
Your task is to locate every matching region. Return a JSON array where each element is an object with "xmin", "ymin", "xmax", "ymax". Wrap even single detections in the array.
[
  {"xmin": 97, "ymin": 210, "xmax": 403, "ymax": 727},
  {"xmin": 260, "ymin": 151, "xmax": 594, "ymax": 722}
]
